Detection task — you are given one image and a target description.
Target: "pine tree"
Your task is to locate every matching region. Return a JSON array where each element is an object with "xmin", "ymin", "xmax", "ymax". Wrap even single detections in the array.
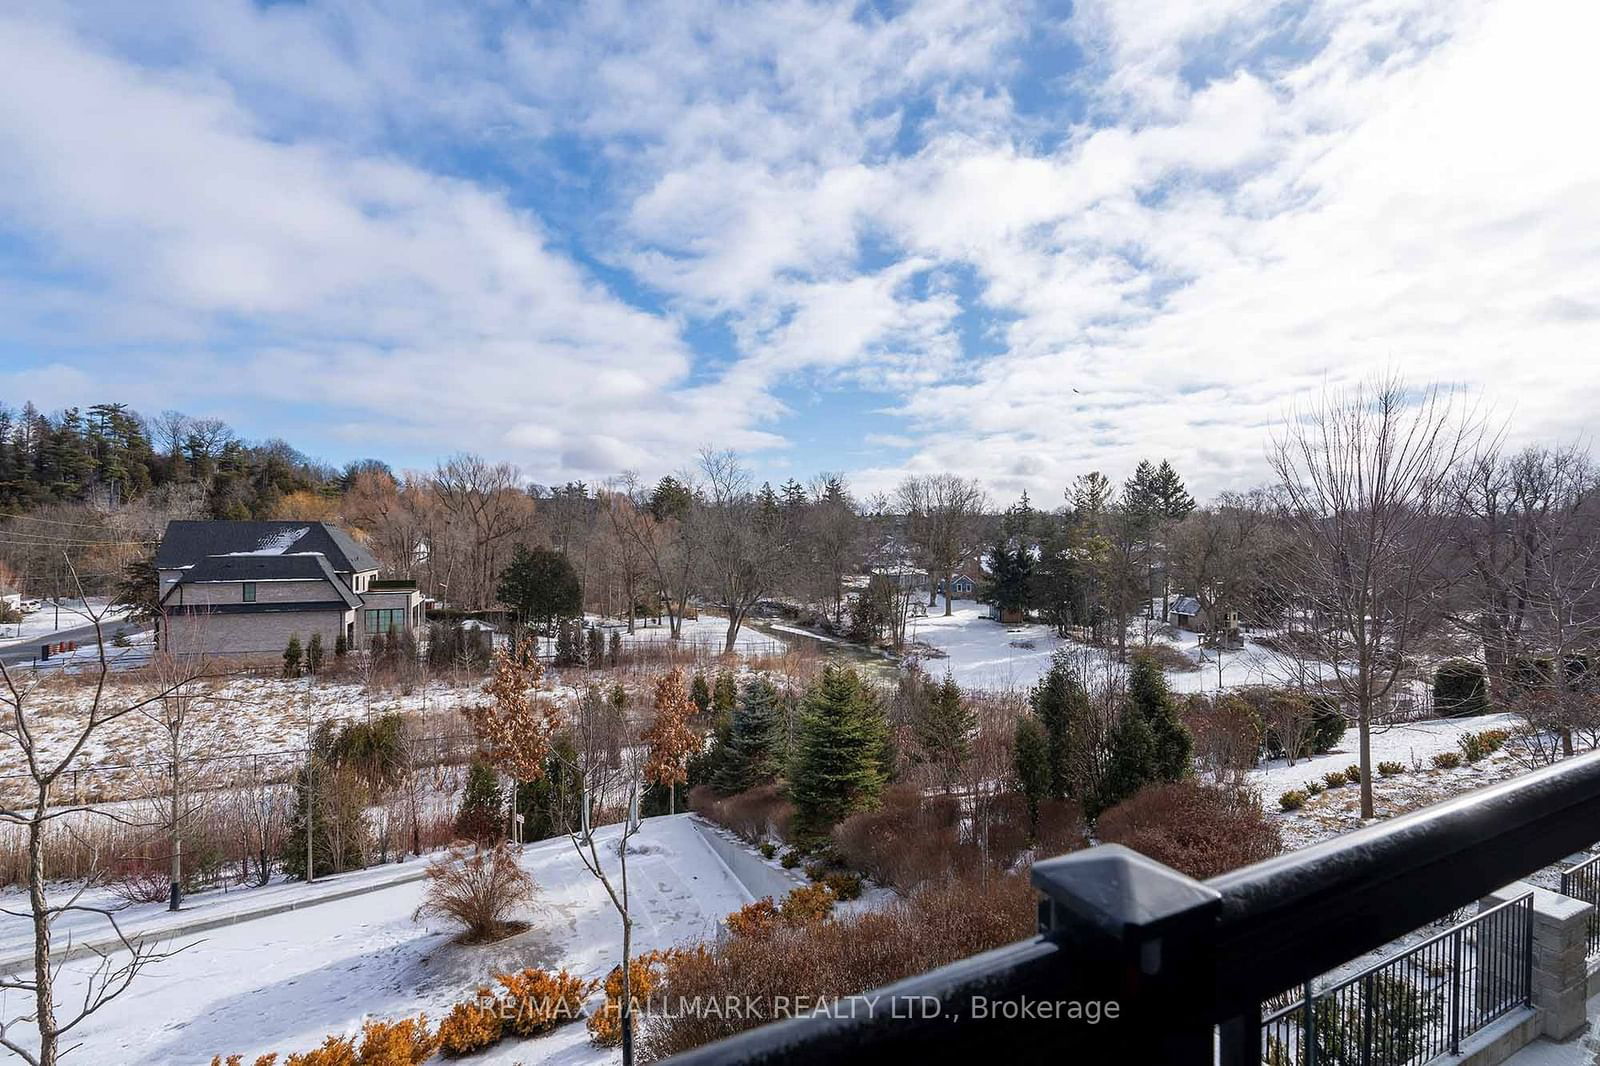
[
  {"xmin": 787, "ymin": 666, "xmax": 889, "ymax": 843},
  {"xmin": 455, "ymin": 758, "xmax": 504, "ymax": 842},
  {"xmin": 1127, "ymin": 652, "xmax": 1193, "ymax": 781},
  {"xmin": 1152, "ymin": 460, "xmax": 1196, "ymax": 521},
  {"xmin": 1013, "ymin": 716, "xmax": 1051, "ymax": 831},
  {"xmin": 914, "ymin": 673, "xmax": 975, "ymax": 792},
  {"xmin": 1030, "ymin": 650, "xmax": 1086, "ymax": 799},
  {"xmin": 1070, "ymin": 471, "xmax": 1113, "ymax": 517},
  {"xmin": 608, "ymin": 629, "xmax": 622, "ymax": 665},
  {"xmin": 306, "ymin": 632, "xmax": 325, "ymax": 675},
  {"xmin": 335, "ymin": 632, "xmax": 349, "ymax": 658},
  {"xmin": 1098, "ymin": 710, "xmax": 1158, "ymax": 815},
  {"xmin": 587, "ymin": 624, "xmax": 604, "ymax": 667},
  {"xmin": 715, "ymin": 676, "xmax": 784, "ymax": 793},
  {"xmin": 282, "ymin": 634, "xmax": 303, "ymax": 678},
  {"xmin": 690, "ymin": 673, "xmax": 712, "ymax": 715}
]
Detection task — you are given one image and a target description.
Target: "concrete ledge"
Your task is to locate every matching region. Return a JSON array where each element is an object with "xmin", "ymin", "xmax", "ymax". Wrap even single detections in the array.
[
  {"xmin": 688, "ymin": 816, "xmax": 803, "ymax": 904},
  {"xmin": 1434, "ymin": 1008, "xmax": 1541, "ymax": 1066}
]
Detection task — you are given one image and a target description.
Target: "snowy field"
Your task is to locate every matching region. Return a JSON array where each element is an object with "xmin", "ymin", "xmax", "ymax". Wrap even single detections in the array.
[
  {"xmin": 5, "ymin": 814, "xmax": 750, "ymax": 1066},
  {"xmin": 904, "ymin": 599, "xmax": 1319, "ymax": 694}
]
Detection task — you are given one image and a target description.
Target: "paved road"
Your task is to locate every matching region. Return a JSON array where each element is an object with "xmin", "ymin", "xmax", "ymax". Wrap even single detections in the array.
[{"xmin": 0, "ymin": 619, "xmax": 151, "ymax": 667}]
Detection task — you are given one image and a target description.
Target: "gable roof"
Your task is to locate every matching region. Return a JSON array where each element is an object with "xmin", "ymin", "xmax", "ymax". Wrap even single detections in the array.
[
  {"xmin": 156, "ymin": 521, "xmax": 377, "ymax": 574},
  {"xmin": 1171, "ymin": 596, "xmax": 1202, "ymax": 616},
  {"xmin": 160, "ymin": 552, "xmax": 363, "ymax": 609}
]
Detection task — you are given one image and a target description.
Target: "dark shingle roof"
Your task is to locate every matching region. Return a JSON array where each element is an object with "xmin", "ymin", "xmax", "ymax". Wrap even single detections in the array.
[
  {"xmin": 156, "ymin": 521, "xmax": 378, "ymax": 574},
  {"xmin": 162, "ymin": 552, "xmax": 362, "ymax": 609},
  {"xmin": 1171, "ymin": 596, "xmax": 1202, "ymax": 616}
]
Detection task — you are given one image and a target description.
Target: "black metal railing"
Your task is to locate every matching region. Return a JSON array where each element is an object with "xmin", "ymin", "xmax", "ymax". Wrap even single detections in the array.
[
  {"xmin": 1560, "ymin": 851, "xmax": 1600, "ymax": 960},
  {"xmin": 659, "ymin": 750, "xmax": 1600, "ymax": 1066},
  {"xmin": 1259, "ymin": 893, "xmax": 1532, "ymax": 1065}
]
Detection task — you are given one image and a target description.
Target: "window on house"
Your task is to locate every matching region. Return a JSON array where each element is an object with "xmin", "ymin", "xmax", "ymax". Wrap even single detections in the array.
[
  {"xmin": 364, "ymin": 608, "xmax": 406, "ymax": 633},
  {"xmin": 242, "ymin": 582, "xmax": 256, "ymax": 602}
]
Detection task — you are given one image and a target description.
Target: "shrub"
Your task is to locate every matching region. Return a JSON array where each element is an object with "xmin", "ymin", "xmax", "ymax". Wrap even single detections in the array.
[
  {"xmin": 1304, "ymin": 779, "xmax": 1324, "ymax": 796},
  {"xmin": 1279, "ymin": 790, "xmax": 1307, "ymax": 811},
  {"xmin": 588, "ymin": 950, "xmax": 683, "ymax": 1047},
  {"xmin": 353, "ymin": 1016, "xmax": 438, "ymax": 1064},
  {"xmin": 725, "ymin": 898, "xmax": 782, "ymax": 939},
  {"xmin": 493, "ymin": 969, "xmax": 594, "ymax": 1037},
  {"xmin": 455, "ymin": 760, "xmax": 504, "ymax": 843},
  {"xmin": 822, "ymin": 871, "xmax": 864, "ymax": 901},
  {"xmin": 1459, "ymin": 728, "xmax": 1510, "ymax": 762},
  {"xmin": 1033, "ymin": 798, "xmax": 1090, "ymax": 860},
  {"xmin": 1097, "ymin": 781, "xmax": 1284, "ymax": 881},
  {"xmin": 1344, "ymin": 764, "xmax": 1362, "ymax": 784},
  {"xmin": 1322, "ymin": 771, "xmax": 1348, "ymax": 789},
  {"xmin": 1377, "ymin": 761, "xmax": 1405, "ymax": 777},
  {"xmin": 758, "ymin": 841, "xmax": 777, "ymax": 860},
  {"xmin": 413, "ymin": 843, "xmax": 535, "ymax": 943},
  {"xmin": 639, "ymin": 872, "xmax": 1038, "ymax": 1060},
  {"xmin": 691, "ymin": 784, "xmax": 794, "ymax": 845},
  {"xmin": 437, "ymin": 999, "xmax": 502, "ymax": 1056},
  {"xmin": 779, "ymin": 849, "xmax": 800, "ymax": 869},
  {"xmin": 779, "ymin": 882, "xmax": 836, "ymax": 925},
  {"xmin": 1432, "ymin": 751, "xmax": 1463, "ymax": 770},
  {"xmin": 1434, "ymin": 660, "xmax": 1489, "ymax": 717}
]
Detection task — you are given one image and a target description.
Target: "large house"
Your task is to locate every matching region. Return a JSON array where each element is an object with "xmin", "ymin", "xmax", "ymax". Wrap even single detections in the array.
[{"xmin": 156, "ymin": 521, "xmax": 423, "ymax": 658}]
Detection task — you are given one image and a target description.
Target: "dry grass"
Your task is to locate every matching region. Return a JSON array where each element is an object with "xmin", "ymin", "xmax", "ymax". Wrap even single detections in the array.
[{"xmin": 413, "ymin": 843, "xmax": 536, "ymax": 944}]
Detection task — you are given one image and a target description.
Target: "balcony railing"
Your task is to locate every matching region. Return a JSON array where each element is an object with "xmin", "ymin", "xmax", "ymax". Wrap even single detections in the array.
[
  {"xmin": 660, "ymin": 750, "xmax": 1600, "ymax": 1066},
  {"xmin": 1559, "ymin": 850, "xmax": 1600, "ymax": 959},
  {"xmin": 1259, "ymin": 892, "xmax": 1532, "ymax": 1064}
]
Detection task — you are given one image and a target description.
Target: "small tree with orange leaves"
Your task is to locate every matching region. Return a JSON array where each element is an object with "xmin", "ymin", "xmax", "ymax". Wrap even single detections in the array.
[
  {"xmin": 643, "ymin": 670, "xmax": 700, "ymax": 815},
  {"xmin": 466, "ymin": 641, "xmax": 564, "ymax": 843}
]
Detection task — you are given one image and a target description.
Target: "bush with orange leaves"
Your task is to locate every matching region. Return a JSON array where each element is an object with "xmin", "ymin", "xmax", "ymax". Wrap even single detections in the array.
[
  {"xmin": 209, "ymin": 1015, "xmax": 438, "ymax": 1066},
  {"xmin": 587, "ymin": 949, "xmax": 696, "ymax": 1047},
  {"xmin": 778, "ymin": 882, "xmax": 834, "ymax": 926},
  {"xmin": 724, "ymin": 897, "xmax": 782, "ymax": 938},
  {"xmin": 437, "ymin": 995, "xmax": 504, "ymax": 1057},
  {"xmin": 494, "ymin": 968, "xmax": 596, "ymax": 1037}
]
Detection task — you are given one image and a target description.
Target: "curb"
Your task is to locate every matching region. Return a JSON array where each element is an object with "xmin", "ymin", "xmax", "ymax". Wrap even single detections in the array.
[{"xmin": 0, "ymin": 864, "xmax": 431, "ymax": 972}]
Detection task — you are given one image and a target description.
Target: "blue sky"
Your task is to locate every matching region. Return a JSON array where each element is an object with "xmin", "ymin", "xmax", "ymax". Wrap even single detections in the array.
[{"xmin": 2, "ymin": 0, "xmax": 1598, "ymax": 501}]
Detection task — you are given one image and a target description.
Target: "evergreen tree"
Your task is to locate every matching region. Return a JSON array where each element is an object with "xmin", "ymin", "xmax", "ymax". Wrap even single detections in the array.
[
  {"xmin": 608, "ymin": 628, "xmax": 623, "ymax": 665},
  {"xmin": 306, "ymin": 632, "xmax": 325, "ymax": 675},
  {"xmin": 1030, "ymin": 650, "xmax": 1086, "ymax": 799},
  {"xmin": 715, "ymin": 676, "xmax": 785, "ymax": 793},
  {"xmin": 690, "ymin": 673, "xmax": 712, "ymax": 715},
  {"xmin": 586, "ymin": 624, "xmax": 604, "ymax": 667},
  {"xmin": 1152, "ymin": 460, "xmax": 1196, "ymax": 521},
  {"xmin": 334, "ymin": 632, "xmax": 349, "ymax": 658},
  {"xmin": 788, "ymin": 666, "xmax": 889, "ymax": 843},
  {"xmin": 1070, "ymin": 471, "xmax": 1113, "ymax": 518},
  {"xmin": 496, "ymin": 544, "xmax": 583, "ymax": 634},
  {"xmin": 1098, "ymin": 709, "xmax": 1158, "ymax": 814},
  {"xmin": 914, "ymin": 673, "xmax": 975, "ymax": 792},
  {"xmin": 455, "ymin": 759, "xmax": 504, "ymax": 843},
  {"xmin": 987, "ymin": 540, "xmax": 1034, "ymax": 615},
  {"xmin": 1013, "ymin": 715, "xmax": 1051, "ymax": 831},
  {"xmin": 712, "ymin": 670, "xmax": 737, "ymax": 722},
  {"xmin": 1096, "ymin": 654, "xmax": 1193, "ymax": 814},
  {"xmin": 282, "ymin": 634, "xmax": 303, "ymax": 678},
  {"xmin": 1126, "ymin": 652, "xmax": 1193, "ymax": 781}
]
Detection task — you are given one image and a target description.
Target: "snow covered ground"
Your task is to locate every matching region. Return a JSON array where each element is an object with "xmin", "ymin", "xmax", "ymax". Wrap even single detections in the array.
[
  {"xmin": 904, "ymin": 598, "xmax": 1316, "ymax": 694},
  {"xmin": 3, "ymin": 814, "xmax": 751, "ymax": 1066},
  {"xmin": 0, "ymin": 598, "xmax": 135, "ymax": 647}
]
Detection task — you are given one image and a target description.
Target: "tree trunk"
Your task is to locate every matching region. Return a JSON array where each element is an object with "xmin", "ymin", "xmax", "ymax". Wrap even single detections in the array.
[
  {"xmin": 668, "ymin": 782, "xmax": 676, "ymax": 816},
  {"xmin": 724, "ymin": 613, "xmax": 740, "ymax": 655},
  {"xmin": 1358, "ymin": 693, "xmax": 1374, "ymax": 820},
  {"xmin": 29, "ymin": 795, "xmax": 58, "ymax": 1066},
  {"xmin": 943, "ymin": 573, "xmax": 954, "ymax": 616}
]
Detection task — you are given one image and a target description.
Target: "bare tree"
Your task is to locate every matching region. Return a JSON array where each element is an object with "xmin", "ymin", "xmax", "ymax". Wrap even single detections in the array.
[
  {"xmin": 697, "ymin": 449, "xmax": 783, "ymax": 653},
  {"xmin": 1270, "ymin": 376, "xmax": 1478, "ymax": 818},
  {"xmin": 0, "ymin": 583, "xmax": 202, "ymax": 1065},
  {"xmin": 430, "ymin": 454, "xmax": 533, "ymax": 610},
  {"xmin": 613, "ymin": 471, "xmax": 701, "ymax": 640},
  {"xmin": 561, "ymin": 684, "xmax": 645, "ymax": 1066},
  {"xmin": 897, "ymin": 474, "xmax": 989, "ymax": 617},
  {"xmin": 601, "ymin": 488, "xmax": 650, "ymax": 633},
  {"xmin": 136, "ymin": 652, "xmax": 220, "ymax": 911}
]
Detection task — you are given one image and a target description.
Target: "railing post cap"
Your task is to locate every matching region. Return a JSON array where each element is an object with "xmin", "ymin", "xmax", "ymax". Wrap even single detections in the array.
[{"xmin": 1033, "ymin": 843, "xmax": 1221, "ymax": 941}]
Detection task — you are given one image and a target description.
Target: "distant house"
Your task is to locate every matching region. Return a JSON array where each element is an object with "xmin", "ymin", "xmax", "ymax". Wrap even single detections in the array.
[
  {"xmin": 1170, "ymin": 596, "xmax": 1207, "ymax": 632},
  {"xmin": 945, "ymin": 573, "xmax": 977, "ymax": 598},
  {"xmin": 0, "ymin": 584, "xmax": 20, "ymax": 613},
  {"xmin": 156, "ymin": 521, "xmax": 423, "ymax": 658}
]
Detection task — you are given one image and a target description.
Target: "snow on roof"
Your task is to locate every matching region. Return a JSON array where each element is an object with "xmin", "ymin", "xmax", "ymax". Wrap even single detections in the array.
[
  {"xmin": 1171, "ymin": 596, "xmax": 1202, "ymax": 615},
  {"xmin": 242, "ymin": 527, "xmax": 311, "ymax": 555}
]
